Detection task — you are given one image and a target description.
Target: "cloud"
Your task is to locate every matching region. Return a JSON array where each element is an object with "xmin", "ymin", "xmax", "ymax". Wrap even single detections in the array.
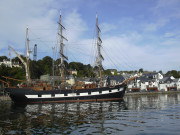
[
  {"xmin": 100, "ymin": 23, "xmax": 116, "ymax": 33},
  {"xmin": 0, "ymin": 0, "xmax": 86, "ymax": 59},
  {"xmin": 102, "ymin": 36, "xmax": 149, "ymax": 70},
  {"xmin": 0, "ymin": 0, "xmax": 58, "ymax": 56},
  {"xmin": 96, "ymin": 31, "xmax": 180, "ymax": 72},
  {"xmin": 67, "ymin": 38, "xmax": 94, "ymax": 64},
  {"xmin": 151, "ymin": 0, "xmax": 180, "ymax": 19},
  {"xmin": 143, "ymin": 0, "xmax": 180, "ymax": 33},
  {"xmin": 64, "ymin": 9, "xmax": 88, "ymax": 42},
  {"xmin": 143, "ymin": 18, "xmax": 168, "ymax": 32},
  {"xmin": 164, "ymin": 31, "xmax": 180, "ymax": 38}
]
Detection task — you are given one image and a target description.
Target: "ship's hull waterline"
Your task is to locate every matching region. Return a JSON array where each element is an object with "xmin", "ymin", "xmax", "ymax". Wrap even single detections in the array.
[{"xmin": 5, "ymin": 84, "xmax": 127, "ymax": 104}]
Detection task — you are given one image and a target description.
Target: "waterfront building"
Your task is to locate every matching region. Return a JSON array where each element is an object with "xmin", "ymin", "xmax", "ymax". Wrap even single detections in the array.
[
  {"xmin": 173, "ymin": 78, "xmax": 180, "ymax": 90},
  {"xmin": 68, "ymin": 70, "xmax": 77, "ymax": 76},
  {"xmin": 127, "ymin": 72, "xmax": 180, "ymax": 92},
  {"xmin": 0, "ymin": 59, "xmax": 21, "ymax": 68},
  {"xmin": 106, "ymin": 75, "xmax": 125, "ymax": 86},
  {"xmin": 108, "ymin": 69, "xmax": 116, "ymax": 75}
]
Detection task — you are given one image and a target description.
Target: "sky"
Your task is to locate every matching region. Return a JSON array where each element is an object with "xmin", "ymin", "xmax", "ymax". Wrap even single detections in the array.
[{"xmin": 0, "ymin": 0, "xmax": 180, "ymax": 73}]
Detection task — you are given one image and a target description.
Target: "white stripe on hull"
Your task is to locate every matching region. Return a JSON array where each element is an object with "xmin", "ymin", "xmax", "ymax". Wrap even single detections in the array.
[
  {"xmin": 111, "ymin": 89, "xmax": 118, "ymax": 92},
  {"xmin": 91, "ymin": 92, "xmax": 99, "ymax": 95},
  {"xmin": 102, "ymin": 90, "xmax": 109, "ymax": 94},
  {"xmin": 55, "ymin": 94, "xmax": 65, "ymax": 97},
  {"xmin": 25, "ymin": 88, "xmax": 124, "ymax": 99},
  {"xmin": 25, "ymin": 95, "xmax": 38, "ymax": 98},
  {"xmin": 80, "ymin": 92, "xmax": 88, "ymax": 96},
  {"xmin": 119, "ymin": 88, "xmax": 124, "ymax": 91},
  {"xmin": 42, "ymin": 94, "xmax": 51, "ymax": 98},
  {"xmin": 68, "ymin": 93, "xmax": 76, "ymax": 96}
]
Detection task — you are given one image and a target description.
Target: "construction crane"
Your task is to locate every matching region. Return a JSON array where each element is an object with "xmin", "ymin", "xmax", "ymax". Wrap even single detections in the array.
[
  {"xmin": 8, "ymin": 45, "xmax": 31, "ymax": 84},
  {"xmin": 33, "ymin": 44, "xmax": 37, "ymax": 61}
]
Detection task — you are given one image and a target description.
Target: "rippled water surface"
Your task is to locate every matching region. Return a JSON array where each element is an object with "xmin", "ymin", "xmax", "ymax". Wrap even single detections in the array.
[{"xmin": 0, "ymin": 93, "xmax": 180, "ymax": 135}]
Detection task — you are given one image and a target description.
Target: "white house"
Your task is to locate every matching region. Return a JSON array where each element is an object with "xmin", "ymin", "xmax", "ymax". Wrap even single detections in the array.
[
  {"xmin": 0, "ymin": 59, "xmax": 12, "ymax": 67},
  {"xmin": 0, "ymin": 59, "xmax": 21, "ymax": 68},
  {"xmin": 173, "ymin": 78, "xmax": 180, "ymax": 90}
]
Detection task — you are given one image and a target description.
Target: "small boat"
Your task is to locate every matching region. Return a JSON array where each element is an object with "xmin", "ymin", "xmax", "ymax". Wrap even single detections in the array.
[{"xmin": 5, "ymin": 11, "xmax": 128, "ymax": 104}]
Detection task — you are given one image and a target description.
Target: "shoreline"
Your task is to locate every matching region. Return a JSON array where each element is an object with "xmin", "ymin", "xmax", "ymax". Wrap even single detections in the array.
[{"xmin": 125, "ymin": 91, "xmax": 180, "ymax": 96}]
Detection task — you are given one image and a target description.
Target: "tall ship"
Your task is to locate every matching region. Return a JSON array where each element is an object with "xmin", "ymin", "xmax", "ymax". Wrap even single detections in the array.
[{"xmin": 4, "ymin": 12, "xmax": 130, "ymax": 104}]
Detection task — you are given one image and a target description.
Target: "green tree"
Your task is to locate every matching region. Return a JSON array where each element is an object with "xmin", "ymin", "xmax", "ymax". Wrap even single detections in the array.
[
  {"xmin": 41, "ymin": 56, "xmax": 53, "ymax": 74},
  {"xmin": 139, "ymin": 68, "xmax": 144, "ymax": 73},
  {"xmin": 30, "ymin": 60, "xmax": 43, "ymax": 79},
  {"xmin": 103, "ymin": 69, "xmax": 112, "ymax": 75},
  {"xmin": 69, "ymin": 62, "xmax": 84, "ymax": 70},
  {"xmin": 114, "ymin": 69, "xmax": 118, "ymax": 75},
  {"xmin": 77, "ymin": 70, "xmax": 84, "ymax": 77},
  {"xmin": 0, "ymin": 65, "xmax": 25, "ymax": 86},
  {"xmin": 166, "ymin": 70, "xmax": 180, "ymax": 78},
  {"xmin": 84, "ymin": 64, "xmax": 95, "ymax": 77},
  {"xmin": 0, "ymin": 56, "xmax": 8, "ymax": 61},
  {"xmin": 159, "ymin": 70, "xmax": 163, "ymax": 74}
]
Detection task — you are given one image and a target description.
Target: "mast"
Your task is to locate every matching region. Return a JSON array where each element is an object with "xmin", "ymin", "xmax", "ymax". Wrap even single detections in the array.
[
  {"xmin": 52, "ymin": 47, "xmax": 55, "ymax": 88},
  {"xmin": 96, "ymin": 13, "xmax": 104, "ymax": 87},
  {"xmin": 58, "ymin": 10, "xmax": 68, "ymax": 88},
  {"xmin": 26, "ymin": 27, "xmax": 31, "ymax": 84}
]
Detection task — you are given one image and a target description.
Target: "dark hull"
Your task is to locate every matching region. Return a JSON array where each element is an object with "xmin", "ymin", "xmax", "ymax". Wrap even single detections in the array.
[{"xmin": 5, "ymin": 84, "xmax": 127, "ymax": 104}]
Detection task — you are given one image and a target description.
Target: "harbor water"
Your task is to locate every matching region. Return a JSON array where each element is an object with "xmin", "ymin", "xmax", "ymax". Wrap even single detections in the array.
[{"xmin": 0, "ymin": 93, "xmax": 180, "ymax": 135}]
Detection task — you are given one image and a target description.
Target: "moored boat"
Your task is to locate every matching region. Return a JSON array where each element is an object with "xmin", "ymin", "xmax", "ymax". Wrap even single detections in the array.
[
  {"xmin": 5, "ymin": 84, "xmax": 127, "ymax": 103},
  {"xmin": 5, "ymin": 11, "xmax": 129, "ymax": 104}
]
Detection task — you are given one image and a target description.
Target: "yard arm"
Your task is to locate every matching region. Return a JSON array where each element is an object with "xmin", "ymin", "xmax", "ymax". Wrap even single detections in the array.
[
  {"xmin": 0, "ymin": 79, "xmax": 10, "ymax": 87},
  {"xmin": 2, "ymin": 76, "xmax": 25, "ymax": 82}
]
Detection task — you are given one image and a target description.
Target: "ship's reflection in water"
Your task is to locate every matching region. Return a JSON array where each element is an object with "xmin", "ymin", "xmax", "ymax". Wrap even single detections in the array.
[{"xmin": 0, "ymin": 93, "xmax": 180, "ymax": 135}]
